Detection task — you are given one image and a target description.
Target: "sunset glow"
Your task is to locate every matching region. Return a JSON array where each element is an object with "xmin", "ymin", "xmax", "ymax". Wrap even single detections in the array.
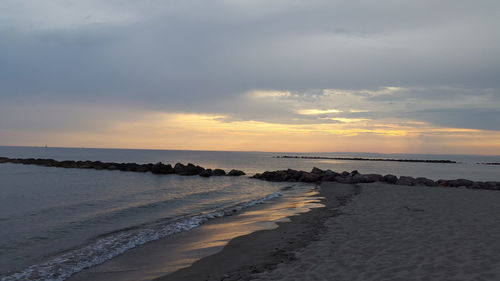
[{"xmin": 3, "ymin": 110, "xmax": 498, "ymax": 154}]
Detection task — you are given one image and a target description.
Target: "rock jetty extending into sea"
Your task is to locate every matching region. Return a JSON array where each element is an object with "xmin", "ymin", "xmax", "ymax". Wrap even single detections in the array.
[
  {"xmin": 0, "ymin": 157, "xmax": 245, "ymax": 178},
  {"xmin": 1, "ymin": 156, "xmax": 498, "ymax": 191},
  {"xmin": 252, "ymin": 167, "xmax": 500, "ymax": 191},
  {"xmin": 275, "ymin": 155, "xmax": 457, "ymax": 163}
]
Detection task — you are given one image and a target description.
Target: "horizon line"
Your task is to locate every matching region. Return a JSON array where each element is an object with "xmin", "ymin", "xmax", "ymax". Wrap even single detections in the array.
[{"xmin": 0, "ymin": 145, "xmax": 499, "ymax": 157}]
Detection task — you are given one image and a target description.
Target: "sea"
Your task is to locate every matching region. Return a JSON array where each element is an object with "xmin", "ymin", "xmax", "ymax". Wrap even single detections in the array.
[{"xmin": 0, "ymin": 146, "xmax": 499, "ymax": 281}]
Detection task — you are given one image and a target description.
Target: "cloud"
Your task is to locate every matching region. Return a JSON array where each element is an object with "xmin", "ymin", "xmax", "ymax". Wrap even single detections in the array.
[
  {"xmin": 0, "ymin": 1, "xmax": 499, "ymax": 152},
  {"xmin": 409, "ymin": 108, "xmax": 500, "ymax": 131},
  {"xmin": 0, "ymin": 101, "xmax": 147, "ymax": 133},
  {"xmin": 2, "ymin": 1, "xmax": 499, "ymax": 102}
]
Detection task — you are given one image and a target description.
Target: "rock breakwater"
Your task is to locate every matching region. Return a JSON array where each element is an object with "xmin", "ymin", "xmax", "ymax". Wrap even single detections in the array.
[
  {"xmin": 1, "ymin": 156, "xmax": 498, "ymax": 191},
  {"xmin": 252, "ymin": 167, "xmax": 500, "ymax": 191},
  {"xmin": 276, "ymin": 155, "xmax": 457, "ymax": 164},
  {"xmin": 0, "ymin": 157, "xmax": 245, "ymax": 178}
]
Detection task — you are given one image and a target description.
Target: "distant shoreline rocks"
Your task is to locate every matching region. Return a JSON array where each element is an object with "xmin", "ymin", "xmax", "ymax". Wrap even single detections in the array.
[
  {"xmin": 252, "ymin": 167, "xmax": 500, "ymax": 191},
  {"xmin": 0, "ymin": 157, "xmax": 244, "ymax": 178},
  {"xmin": 275, "ymin": 155, "xmax": 457, "ymax": 164}
]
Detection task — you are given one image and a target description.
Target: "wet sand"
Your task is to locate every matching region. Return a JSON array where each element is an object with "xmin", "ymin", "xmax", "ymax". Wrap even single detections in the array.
[
  {"xmin": 155, "ymin": 183, "xmax": 359, "ymax": 281},
  {"xmin": 67, "ymin": 188, "xmax": 325, "ymax": 281},
  {"xmin": 157, "ymin": 182, "xmax": 500, "ymax": 281}
]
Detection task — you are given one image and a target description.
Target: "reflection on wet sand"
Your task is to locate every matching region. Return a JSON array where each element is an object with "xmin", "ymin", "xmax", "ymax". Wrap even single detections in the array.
[{"xmin": 68, "ymin": 190, "xmax": 323, "ymax": 281}]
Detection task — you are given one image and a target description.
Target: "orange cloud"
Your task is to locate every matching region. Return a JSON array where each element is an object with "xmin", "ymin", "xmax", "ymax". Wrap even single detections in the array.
[{"xmin": 4, "ymin": 112, "xmax": 496, "ymax": 155}]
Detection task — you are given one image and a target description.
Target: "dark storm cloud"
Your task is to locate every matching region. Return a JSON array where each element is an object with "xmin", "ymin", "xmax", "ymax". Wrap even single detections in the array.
[{"xmin": 0, "ymin": 0, "xmax": 499, "ymax": 131}]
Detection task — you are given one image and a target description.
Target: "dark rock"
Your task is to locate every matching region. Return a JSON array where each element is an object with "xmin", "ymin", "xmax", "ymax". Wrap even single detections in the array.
[
  {"xmin": 199, "ymin": 169, "xmax": 213, "ymax": 177},
  {"xmin": 350, "ymin": 170, "xmax": 360, "ymax": 176},
  {"xmin": 397, "ymin": 176, "xmax": 416, "ymax": 186},
  {"xmin": 173, "ymin": 163, "xmax": 204, "ymax": 175},
  {"xmin": 212, "ymin": 169, "xmax": 226, "ymax": 176},
  {"xmin": 340, "ymin": 171, "xmax": 350, "ymax": 177},
  {"xmin": 383, "ymin": 174, "xmax": 398, "ymax": 184},
  {"xmin": 162, "ymin": 164, "xmax": 174, "ymax": 174},
  {"xmin": 468, "ymin": 181, "xmax": 482, "ymax": 189},
  {"xmin": 151, "ymin": 162, "xmax": 163, "ymax": 174},
  {"xmin": 436, "ymin": 180, "xmax": 449, "ymax": 187},
  {"xmin": 365, "ymin": 174, "xmax": 384, "ymax": 182},
  {"xmin": 321, "ymin": 170, "xmax": 339, "ymax": 181},
  {"xmin": 311, "ymin": 167, "xmax": 324, "ymax": 175},
  {"xmin": 59, "ymin": 160, "xmax": 77, "ymax": 168},
  {"xmin": 274, "ymin": 170, "xmax": 290, "ymax": 181},
  {"xmin": 274, "ymin": 170, "xmax": 289, "ymax": 181},
  {"xmin": 93, "ymin": 163, "xmax": 105, "ymax": 170},
  {"xmin": 259, "ymin": 171, "xmax": 274, "ymax": 180},
  {"xmin": 255, "ymin": 171, "xmax": 273, "ymax": 180},
  {"xmin": 448, "ymin": 179, "xmax": 474, "ymax": 187},
  {"xmin": 255, "ymin": 171, "xmax": 285, "ymax": 181},
  {"xmin": 252, "ymin": 173, "xmax": 262, "ymax": 178},
  {"xmin": 352, "ymin": 173, "xmax": 384, "ymax": 183},
  {"xmin": 124, "ymin": 163, "xmax": 138, "ymax": 172},
  {"xmin": 284, "ymin": 169, "xmax": 302, "ymax": 181},
  {"xmin": 151, "ymin": 162, "xmax": 173, "ymax": 174},
  {"xmin": 116, "ymin": 163, "xmax": 131, "ymax": 171},
  {"xmin": 299, "ymin": 172, "xmax": 322, "ymax": 183},
  {"xmin": 273, "ymin": 169, "xmax": 303, "ymax": 182},
  {"xmin": 81, "ymin": 161, "xmax": 97, "ymax": 169},
  {"xmin": 136, "ymin": 165, "xmax": 150, "ymax": 172},
  {"xmin": 178, "ymin": 163, "xmax": 205, "ymax": 175},
  {"xmin": 415, "ymin": 177, "xmax": 437, "ymax": 186},
  {"xmin": 485, "ymin": 181, "xmax": 500, "ymax": 190},
  {"xmin": 228, "ymin": 169, "xmax": 245, "ymax": 176},
  {"xmin": 173, "ymin": 163, "xmax": 187, "ymax": 174}
]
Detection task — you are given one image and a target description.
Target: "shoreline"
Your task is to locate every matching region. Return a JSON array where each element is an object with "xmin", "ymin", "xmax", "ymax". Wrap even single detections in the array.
[
  {"xmin": 154, "ymin": 182, "xmax": 360, "ymax": 281},
  {"xmin": 65, "ymin": 186, "xmax": 326, "ymax": 281},
  {"xmin": 157, "ymin": 182, "xmax": 500, "ymax": 281}
]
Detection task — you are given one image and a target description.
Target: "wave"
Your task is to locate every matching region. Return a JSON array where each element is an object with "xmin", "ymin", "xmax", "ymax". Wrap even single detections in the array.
[{"xmin": 0, "ymin": 192, "xmax": 282, "ymax": 281}]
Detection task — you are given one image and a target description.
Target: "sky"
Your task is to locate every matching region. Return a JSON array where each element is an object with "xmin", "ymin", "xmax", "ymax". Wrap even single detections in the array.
[{"xmin": 1, "ymin": 0, "xmax": 499, "ymax": 154}]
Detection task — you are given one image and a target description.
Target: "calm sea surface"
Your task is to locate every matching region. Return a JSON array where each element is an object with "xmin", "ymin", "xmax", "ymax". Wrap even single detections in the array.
[{"xmin": 0, "ymin": 146, "xmax": 498, "ymax": 280}]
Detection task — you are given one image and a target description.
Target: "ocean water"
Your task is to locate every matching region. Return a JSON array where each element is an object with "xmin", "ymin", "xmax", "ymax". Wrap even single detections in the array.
[{"xmin": 0, "ymin": 146, "xmax": 499, "ymax": 280}]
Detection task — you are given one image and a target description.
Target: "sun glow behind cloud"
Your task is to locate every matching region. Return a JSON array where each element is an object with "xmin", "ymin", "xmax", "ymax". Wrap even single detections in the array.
[
  {"xmin": 1, "ymin": 84, "xmax": 500, "ymax": 154},
  {"xmin": 297, "ymin": 109, "xmax": 341, "ymax": 115},
  {"xmin": 3, "ymin": 108, "xmax": 497, "ymax": 154}
]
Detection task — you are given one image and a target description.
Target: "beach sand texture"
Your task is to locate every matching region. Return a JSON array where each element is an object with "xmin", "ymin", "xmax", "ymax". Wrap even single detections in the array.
[{"xmin": 253, "ymin": 183, "xmax": 500, "ymax": 281}]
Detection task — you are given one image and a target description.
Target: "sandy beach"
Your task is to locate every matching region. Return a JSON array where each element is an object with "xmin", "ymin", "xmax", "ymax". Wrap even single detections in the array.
[{"xmin": 156, "ymin": 182, "xmax": 500, "ymax": 281}]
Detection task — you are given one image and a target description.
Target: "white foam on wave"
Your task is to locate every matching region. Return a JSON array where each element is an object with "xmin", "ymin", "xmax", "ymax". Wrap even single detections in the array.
[{"xmin": 0, "ymin": 192, "xmax": 282, "ymax": 281}]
